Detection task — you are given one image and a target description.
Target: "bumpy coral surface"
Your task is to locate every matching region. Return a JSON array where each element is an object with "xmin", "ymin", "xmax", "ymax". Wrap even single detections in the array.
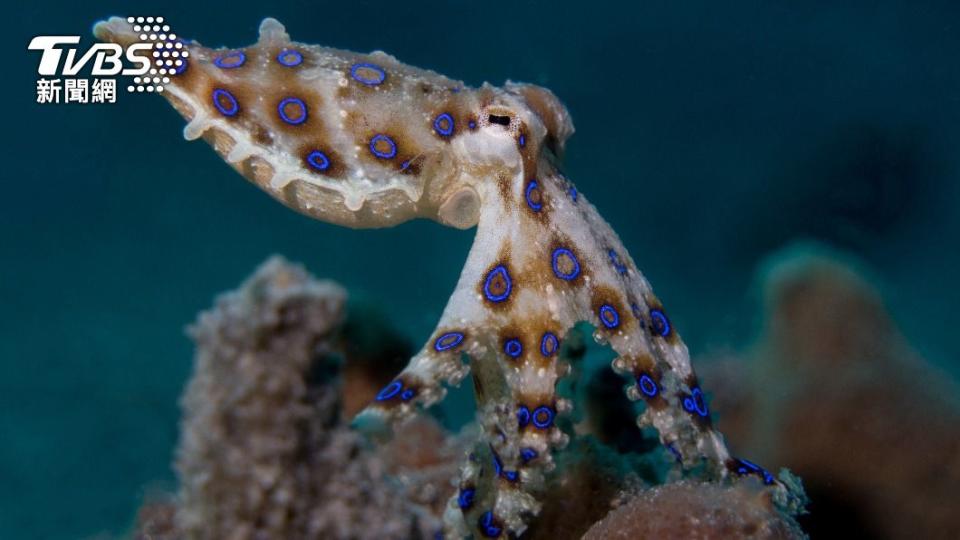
[
  {"xmin": 174, "ymin": 257, "xmax": 446, "ymax": 539},
  {"xmin": 582, "ymin": 481, "xmax": 806, "ymax": 540},
  {"xmin": 702, "ymin": 244, "xmax": 960, "ymax": 539},
  {"xmin": 94, "ymin": 17, "xmax": 802, "ymax": 537},
  {"xmin": 128, "ymin": 257, "xmax": 811, "ymax": 540}
]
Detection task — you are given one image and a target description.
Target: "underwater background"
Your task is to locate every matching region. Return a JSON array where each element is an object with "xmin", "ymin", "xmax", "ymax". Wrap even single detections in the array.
[{"xmin": 4, "ymin": 1, "xmax": 959, "ymax": 538}]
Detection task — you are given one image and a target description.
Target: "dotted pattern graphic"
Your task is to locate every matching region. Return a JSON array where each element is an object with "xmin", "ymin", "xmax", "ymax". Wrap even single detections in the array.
[{"xmin": 124, "ymin": 16, "xmax": 187, "ymax": 93}]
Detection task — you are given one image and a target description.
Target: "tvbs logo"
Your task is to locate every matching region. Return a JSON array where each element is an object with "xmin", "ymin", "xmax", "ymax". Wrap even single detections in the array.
[
  {"xmin": 28, "ymin": 16, "xmax": 174, "ymax": 104},
  {"xmin": 28, "ymin": 36, "xmax": 151, "ymax": 77}
]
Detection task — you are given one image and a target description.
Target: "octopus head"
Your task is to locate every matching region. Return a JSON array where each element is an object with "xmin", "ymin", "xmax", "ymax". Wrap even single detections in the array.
[{"xmin": 432, "ymin": 82, "xmax": 575, "ymax": 228}]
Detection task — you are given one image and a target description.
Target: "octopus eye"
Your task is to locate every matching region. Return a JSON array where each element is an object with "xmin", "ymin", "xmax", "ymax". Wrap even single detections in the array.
[{"xmin": 487, "ymin": 113, "xmax": 511, "ymax": 126}]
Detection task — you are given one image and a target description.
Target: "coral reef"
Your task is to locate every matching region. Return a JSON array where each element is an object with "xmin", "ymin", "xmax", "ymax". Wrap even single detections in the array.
[
  {"xmin": 130, "ymin": 257, "xmax": 809, "ymax": 539},
  {"xmin": 170, "ymin": 257, "xmax": 454, "ymax": 539},
  {"xmin": 581, "ymin": 481, "xmax": 805, "ymax": 540},
  {"xmin": 701, "ymin": 244, "xmax": 960, "ymax": 539}
]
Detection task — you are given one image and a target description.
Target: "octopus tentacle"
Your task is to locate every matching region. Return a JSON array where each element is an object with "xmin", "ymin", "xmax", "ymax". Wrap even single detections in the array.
[{"xmin": 457, "ymin": 328, "xmax": 571, "ymax": 538}]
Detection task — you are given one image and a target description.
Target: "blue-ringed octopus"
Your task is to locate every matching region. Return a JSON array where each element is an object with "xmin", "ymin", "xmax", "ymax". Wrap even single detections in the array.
[{"xmin": 95, "ymin": 17, "xmax": 801, "ymax": 538}]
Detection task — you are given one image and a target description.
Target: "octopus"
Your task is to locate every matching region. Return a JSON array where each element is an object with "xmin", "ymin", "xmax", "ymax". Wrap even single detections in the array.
[{"xmin": 95, "ymin": 17, "xmax": 800, "ymax": 538}]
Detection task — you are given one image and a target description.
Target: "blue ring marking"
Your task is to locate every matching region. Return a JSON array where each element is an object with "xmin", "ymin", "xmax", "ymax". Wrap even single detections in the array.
[
  {"xmin": 457, "ymin": 487, "xmax": 475, "ymax": 509},
  {"xmin": 650, "ymin": 308, "xmax": 671, "ymax": 337},
  {"xmin": 735, "ymin": 458, "xmax": 762, "ymax": 476},
  {"xmin": 599, "ymin": 304, "xmax": 620, "ymax": 329},
  {"xmin": 468, "ymin": 119, "xmax": 477, "ymax": 130},
  {"xmin": 568, "ymin": 186, "xmax": 578, "ymax": 202},
  {"xmin": 211, "ymin": 88, "xmax": 239, "ymax": 117},
  {"xmin": 213, "ymin": 50, "xmax": 245, "ymax": 69},
  {"xmin": 277, "ymin": 97, "xmax": 308, "ymax": 125},
  {"xmin": 375, "ymin": 380, "xmax": 402, "ymax": 401},
  {"xmin": 276, "ymin": 49, "xmax": 303, "ymax": 67},
  {"xmin": 734, "ymin": 458, "xmax": 775, "ymax": 485},
  {"xmin": 630, "ymin": 302, "xmax": 642, "ymax": 319},
  {"xmin": 492, "ymin": 451, "xmax": 503, "ymax": 476},
  {"xmin": 520, "ymin": 447, "xmax": 538, "ymax": 463},
  {"xmin": 368, "ymin": 134, "xmax": 397, "ymax": 159},
  {"xmin": 433, "ymin": 112, "xmax": 455, "ymax": 137},
  {"xmin": 666, "ymin": 442, "xmax": 683, "ymax": 463},
  {"xmin": 540, "ymin": 332, "xmax": 559, "ymax": 357},
  {"xmin": 350, "ymin": 62, "xmax": 386, "ymax": 86},
  {"xmin": 517, "ymin": 405, "xmax": 531, "ymax": 428},
  {"xmin": 504, "ymin": 338, "xmax": 522, "ymax": 359},
  {"xmin": 532, "ymin": 406, "xmax": 555, "ymax": 429},
  {"xmin": 608, "ymin": 249, "xmax": 627, "ymax": 275},
  {"xmin": 306, "ymin": 150, "xmax": 331, "ymax": 172},
  {"xmin": 434, "ymin": 331, "xmax": 464, "ymax": 351},
  {"xmin": 638, "ymin": 374, "xmax": 658, "ymax": 397},
  {"xmin": 524, "ymin": 179, "xmax": 543, "ymax": 211},
  {"xmin": 479, "ymin": 511, "xmax": 501, "ymax": 538},
  {"xmin": 682, "ymin": 387, "xmax": 709, "ymax": 418},
  {"xmin": 400, "ymin": 388, "xmax": 416, "ymax": 401},
  {"xmin": 551, "ymin": 247, "xmax": 580, "ymax": 281},
  {"xmin": 503, "ymin": 469, "xmax": 518, "ymax": 482},
  {"xmin": 483, "ymin": 265, "xmax": 512, "ymax": 302},
  {"xmin": 518, "ymin": 133, "xmax": 526, "ymax": 147}
]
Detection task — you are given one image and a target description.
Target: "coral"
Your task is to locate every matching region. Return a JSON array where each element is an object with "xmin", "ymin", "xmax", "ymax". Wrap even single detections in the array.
[
  {"xmin": 170, "ymin": 256, "xmax": 448, "ymax": 539},
  {"xmin": 525, "ymin": 437, "xmax": 654, "ymax": 540},
  {"xmin": 581, "ymin": 481, "xmax": 806, "ymax": 540},
  {"xmin": 701, "ymin": 244, "xmax": 960, "ymax": 539},
  {"xmin": 126, "ymin": 256, "xmax": 810, "ymax": 540},
  {"xmin": 132, "ymin": 498, "xmax": 177, "ymax": 540}
]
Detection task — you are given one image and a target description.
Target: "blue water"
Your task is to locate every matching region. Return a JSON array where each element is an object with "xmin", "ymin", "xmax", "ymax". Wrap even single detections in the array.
[{"xmin": 4, "ymin": 1, "xmax": 959, "ymax": 538}]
